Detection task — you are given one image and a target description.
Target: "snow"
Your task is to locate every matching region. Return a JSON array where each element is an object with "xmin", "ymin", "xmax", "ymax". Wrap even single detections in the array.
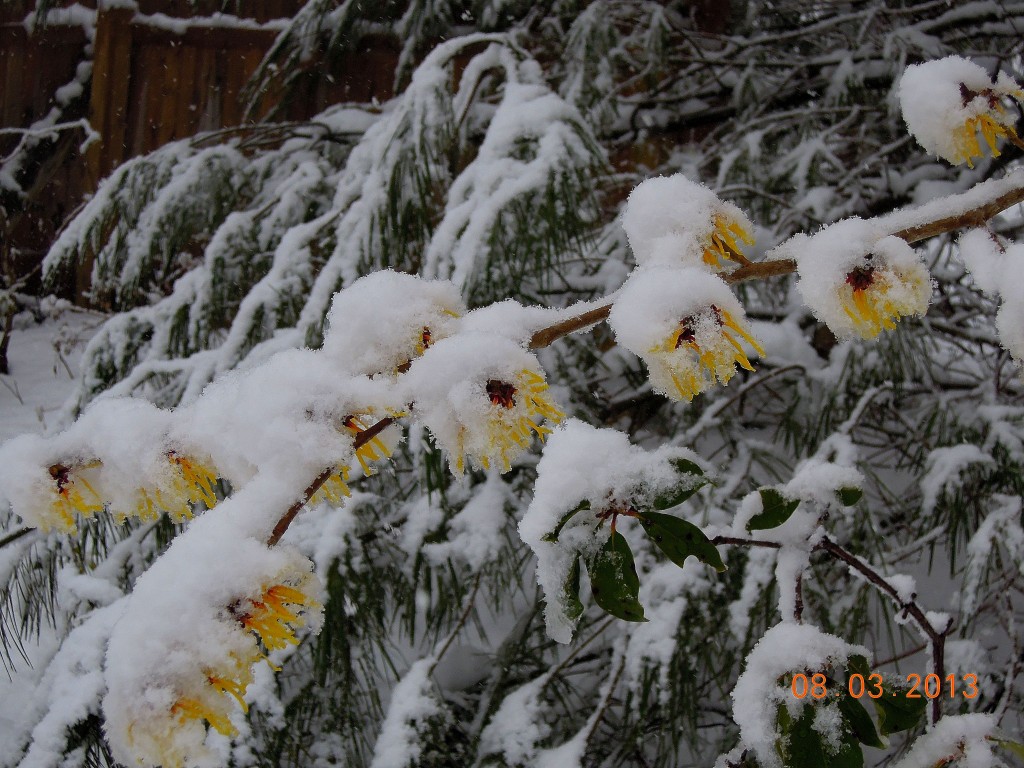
[
  {"xmin": 13, "ymin": 602, "xmax": 123, "ymax": 768},
  {"xmin": 889, "ymin": 714, "xmax": 1001, "ymax": 768},
  {"xmin": 957, "ymin": 228, "xmax": 1007, "ymax": 295},
  {"xmin": 134, "ymin": 12, "xmax": 290, "ymax": 34},
  {"xmin": 920, "ymin": 444, "xmax": 994, "ymax": 515},
  {"xmin": 102, "ymin": 474, "xmax": 323, "ymax": 768},
  {"xmin": 368, "ymin": 658, "xmax": 443, "ymax": 768},
  {"xmin": 422, "ymin": 473, "xmax": 510, "ymax": 570},
  {"xmin": 961, "ymin": 495, "xmax": 1024, "ymax": 616},
  {"xmin": 621, "ymin": 174, "xmax": 755, "ymax": 269},
  {"xmin": 402, "ymin": 332, "xmax": 563, "ymax": 475},
  {"xmin": 0, "ymin": 305, "xmax": 104, "ymax": 441},
  {"xmin": 321, "ymin": 270, "xmax": 464, "ymax": 377},
  {"xmin": 782, "ymin": 219, "xmax": 933, "ymax": 340}
]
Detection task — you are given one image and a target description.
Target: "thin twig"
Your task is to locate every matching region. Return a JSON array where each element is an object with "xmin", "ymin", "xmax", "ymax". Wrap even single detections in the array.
[
  {"xmin": 794, "ymin": 571, "xmax": 804, "ymax": 623},
  {"xmin": 712, "ymin": 535, "xmax": 782, "ymax": 549},
  {"xmin": 873, "ymin": 642, "xmax": 928, "ymax": 668},
  {"xmin": 818, "ymin": 536, "xmax": 951, "ymax": 724},
  {"xmin": 265, "ymin": 417, "xmax": 394, "ymax": 546},
  {"xmin": 434, "ymin": 572, "xmax": 484, "ymax": 665}
]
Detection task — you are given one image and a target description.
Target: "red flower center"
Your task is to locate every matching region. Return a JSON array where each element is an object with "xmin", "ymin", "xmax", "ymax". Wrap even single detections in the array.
[
  {"xmin": 846, "ymin": 266, "xmax": 875, "ymax": 292},
  {"xmin": 486, "ymin": 379, "xmax": 517, "ymax": 409}
]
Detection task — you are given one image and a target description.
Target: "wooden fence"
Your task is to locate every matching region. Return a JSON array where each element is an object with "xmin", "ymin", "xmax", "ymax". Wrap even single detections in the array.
[{"xmin": 0, "ymin": 1, "xmax": 401, "ymax": 295}]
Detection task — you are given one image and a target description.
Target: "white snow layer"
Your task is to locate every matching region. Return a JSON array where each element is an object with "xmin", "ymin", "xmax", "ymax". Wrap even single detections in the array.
[
  {"xmin": 957, "ymin": 229, "xmax": 1024, "ymax": 365},
  {"xmin": 621, "ymin": 174, "xmax": 755, "ymax": 269},
  {"xmin": 321, "ymin": 270, "xmax": 465, "ymax": 377},
  {"xmin": 783, "ymin": 218, "xmax": 932, "ymax": 339}
]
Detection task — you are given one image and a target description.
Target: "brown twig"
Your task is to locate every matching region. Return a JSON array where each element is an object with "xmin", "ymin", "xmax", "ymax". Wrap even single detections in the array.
[
  {"xmin": 265, "ymin": 417, "xmax": 394, "ymax": 546},
  {"xmin": 818, "ymin": 536, "xmax": 951, "ymax": 725},
  {"xmin": 712, "ymin": 535, "xmax": 782, "ymax": 549}
]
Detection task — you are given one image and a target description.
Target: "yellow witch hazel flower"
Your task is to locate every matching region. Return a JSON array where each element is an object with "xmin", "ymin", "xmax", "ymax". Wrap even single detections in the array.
[
  {"xmin": 167, "ymin": 575, "xmax": 319, "ymax": 741},
  {"xmin": 609, "ymin": 267, "xmax": 765, "ymax": 402},
  {"xmin": 404, "ymin": 332, "xmax": 565, "ymax": 474},
  {"xmin": 900, "ymin": 56, "xmax": 1024, "ymax": 168},
  {"xmin": 43, "ymin": 461, "xmax": 104, "ymax": 531},
  {"xmin": 622, "ymin": 173, "xmax": 757, "ymax": 270},
  {"xmin": 790, "ymin": 221, "xmax": 933, "ymax": 340},
  {"xmin": 170, "ymin": 655, "xmax": 254, "ymax": 741},
  {"xmin": 648, "ymin": 304, "xmax": 766, "ymax": 400},
  {"xmin": 128, "ymin": 452, "xmax": 220, "ymax": 523},
  {"xmin": 104, "ymin": 545, "xmax": 322, "ymax": 768}
]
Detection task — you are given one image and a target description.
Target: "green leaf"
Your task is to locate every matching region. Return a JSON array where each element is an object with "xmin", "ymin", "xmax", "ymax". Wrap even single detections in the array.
[
  {"xmin": 651, "ymin": 459, "xmax": 707, "ymax": 510},
  {"xmin": 747, "ymin": 488, "xmax": 800, "ymax": 531},
  {"xmin": 586, "ymin": 531, "xmax": 646, "ymax": 622},
  {"xmin": 561, "ymin": 557, "xmax": 583, "ymax": 624},
  {"xmin": 836, "ymin": 487, "xmax": 863, "ymax": 506},
  {"xmin": 639, "ymin": 511, "xmax": 726, "ymax": 572},
  {"xmin": 873, "ymin": 680, "xmax": 927, "ymax": 736},
  {"xmin": 847, "ymin": 655, "xmax": 871, "ymax": 679},
  {"xmin": 838, "ymin": 693, "xmax": 884, "ymax": 749},
  {"xmin": 785, "ymin": 704, "xmax": 864, "ymax": 768},
  {"xmin": 542, "ymin": 500, "xmax": 590, "ymax": 543},
  {"xmin": 670, "ymin": 457, "xmax": 704, "ymax": 476}
]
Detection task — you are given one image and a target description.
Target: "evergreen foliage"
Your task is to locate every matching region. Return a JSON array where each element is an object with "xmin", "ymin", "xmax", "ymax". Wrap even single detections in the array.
[{"xmin": 2, "ymin": 2, "xmax": 1024, "ymax": 768}]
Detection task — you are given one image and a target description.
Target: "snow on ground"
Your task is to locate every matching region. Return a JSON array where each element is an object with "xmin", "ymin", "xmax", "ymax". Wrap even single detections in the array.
[{"xmin": 0, "ymin": 301, "xmax": 105, "ymax": 441}]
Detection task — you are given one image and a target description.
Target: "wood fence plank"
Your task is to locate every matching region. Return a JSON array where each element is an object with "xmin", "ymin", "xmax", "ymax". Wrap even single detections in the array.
[
  {"xmin": 86, "ymin": 7, "xmax": 133, "ymax": 185},
  {"xmin": 174, "ymin": 38, "xmax": 198, "ymax": 139},
  {"xmin": 157, "ymin": 40, "xmax": 181, "ymax": 145},
  {"xmin": 139, "ymin": 43, "xmax": 167, "ymax": 155}
]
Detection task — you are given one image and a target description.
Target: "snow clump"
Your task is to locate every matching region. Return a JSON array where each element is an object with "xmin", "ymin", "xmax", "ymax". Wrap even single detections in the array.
[
  {"xmin": 402, "ymin": 332, "xmax": 563, "ymax": 474},
  {"xmin": 622, "ymin": 174, "xmax": 756, "ymax": 269}
]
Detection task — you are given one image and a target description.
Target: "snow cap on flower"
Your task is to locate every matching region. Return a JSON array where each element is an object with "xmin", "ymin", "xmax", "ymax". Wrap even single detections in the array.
[
  {"xmin": 103, "ymin": 492, "xmax": 322, "ymax": 768},
  {"xmin": 622, "ymin": 174, "xmax": 755, "ymax": 269},
  {"xmin": 608, "ymin": 266, "xmax": 764, "ymax": 402},
  {"xmin": 322, "ymin": 270, "xmax": 465, "ymax": 376},
  {"xmin": 787, "ymin": 219, "xmax": 932, "ymax": 339},
  {"xmin": 402, "ymin": 332, "xmax": 564, "ymax": 474},
  {"xmin": 177, "ymin": 348, "xmax": 401, "ymax": 486},
  {"xmin": 899, "ymin": 56, "xmax": 1024, "ymax": 167}
]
